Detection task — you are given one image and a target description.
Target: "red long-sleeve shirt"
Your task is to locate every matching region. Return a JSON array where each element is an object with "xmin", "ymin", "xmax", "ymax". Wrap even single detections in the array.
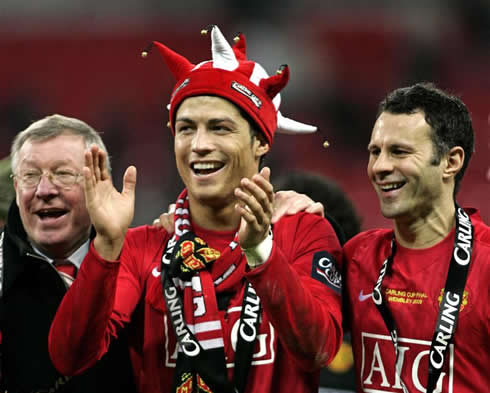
[{"xmin": 49, "ymin": 212, "xmax": 343, "ymax": 393}]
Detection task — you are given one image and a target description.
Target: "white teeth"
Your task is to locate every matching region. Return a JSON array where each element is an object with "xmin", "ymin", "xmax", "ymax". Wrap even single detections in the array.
[
  {"xmin": 193, "ymin": 162, "xmax": 221, "ymax": 170},
  {"xmin": 380, "ymin": 183, "xmax": 404, "ymax": 191}
]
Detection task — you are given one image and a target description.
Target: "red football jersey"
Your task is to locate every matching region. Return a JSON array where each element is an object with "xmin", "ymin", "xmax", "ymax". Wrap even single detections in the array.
[
  {"xmin": 343, "ymin": 209, "xmax": 490, "ymax": 393},
  {"xmin": 50, "ymin": 212, "xmax": 343, "ymax": 393}
]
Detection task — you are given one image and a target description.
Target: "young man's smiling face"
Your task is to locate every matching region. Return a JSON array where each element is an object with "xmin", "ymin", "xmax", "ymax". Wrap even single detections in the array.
[
  {"xmin": 367, "ymin": 111, "xmax": 448, "ymax": 223},
  {"xmin": 14, "ymin": 132, "xmax": 91, "ymax": 258},
  {"xmin": 174, "ymin": 95, "xmax": 269, "ymax": 209}
]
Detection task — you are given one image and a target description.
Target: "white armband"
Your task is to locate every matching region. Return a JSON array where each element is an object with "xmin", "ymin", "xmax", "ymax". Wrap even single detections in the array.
[{"xmin": 243, "ymin": 230, "xmax": 273, "ymax": 269}]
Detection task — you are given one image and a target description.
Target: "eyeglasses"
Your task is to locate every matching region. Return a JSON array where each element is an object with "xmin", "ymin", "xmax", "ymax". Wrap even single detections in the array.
[{"xmin": 12, "ymin": 170, "xmax": 82, "ymax": 189}]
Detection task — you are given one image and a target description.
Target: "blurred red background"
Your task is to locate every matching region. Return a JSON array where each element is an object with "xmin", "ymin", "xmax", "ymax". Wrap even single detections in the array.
[{"xmin": 1, "ymin": 3, "xmax": 489, "ymax": 229}]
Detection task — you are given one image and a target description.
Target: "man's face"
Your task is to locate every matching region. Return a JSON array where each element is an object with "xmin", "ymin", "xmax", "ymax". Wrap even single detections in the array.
[
  {"xmin": 14, "ymin": 133, "xmax": 91, "ymax": 257},
  {"xmin": 367, "ymin": 111, "xmax": 447, "ymax": 222},
  {"xmin": 174, "ymin": 96, "xmax": 269, "ymax": 207}
]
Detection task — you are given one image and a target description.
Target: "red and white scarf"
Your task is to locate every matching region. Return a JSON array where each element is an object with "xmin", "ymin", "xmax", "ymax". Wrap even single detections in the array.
[{"xmin": 162, "ymin": 189, "xmax": 256, "ymax": 393}]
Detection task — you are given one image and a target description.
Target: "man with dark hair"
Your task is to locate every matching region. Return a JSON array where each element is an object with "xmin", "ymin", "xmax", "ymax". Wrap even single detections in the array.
[
  {"xmin": 344, "ymin": 82, "xmax": 489, "ymax": 392},
  {"xmin": 49, "ymin": 26, "xmax": 343, "ymax": 393},
  {"xmin": 0, "ymin": 114, "xmax": 135, "ymax": 393},
  {"xmin": 376, "ymin": 82, "xmax": 474, "ymax": 195}
]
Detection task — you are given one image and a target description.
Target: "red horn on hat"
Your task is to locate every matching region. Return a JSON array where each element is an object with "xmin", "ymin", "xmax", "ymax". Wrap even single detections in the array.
[
  {"xmin": 232, "ymin": 33, "xmax": 247, "ymax": 61},
  {"xmin": 152, "ymin": 41, "xmax": 194, "ymax": 81},
  {"xmin": 259, "ymin": 65, "xmax": 290, "ymax": 100}
]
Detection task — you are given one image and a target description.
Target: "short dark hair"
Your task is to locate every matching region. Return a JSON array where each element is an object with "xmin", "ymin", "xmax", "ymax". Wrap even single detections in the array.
[
  {"xmin": 274, "ymin": 171, "xmax": 362, "ymax": 244},
  {"xmin": 377, "ymin": 82, "xmax": 474, "ymax": 195},
  {"xmin": 237, "ymin": 106, "xmax": 268, "ymax": 168}
]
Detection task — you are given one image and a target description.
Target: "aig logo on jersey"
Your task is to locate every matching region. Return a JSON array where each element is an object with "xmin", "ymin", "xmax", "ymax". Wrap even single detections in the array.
[
  {"xmin": 360, "ymin": 332, "xmax": 454, "ymax": 392},
  {"xmin": 311, "ymin": 251, "xmax": 341, "ymax": 294}
]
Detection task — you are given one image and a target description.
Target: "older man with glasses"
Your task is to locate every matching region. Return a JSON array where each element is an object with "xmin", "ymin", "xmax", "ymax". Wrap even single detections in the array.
[{"xmin": 0, "ymin": 114, "xmax": 136, "ymax": 393}]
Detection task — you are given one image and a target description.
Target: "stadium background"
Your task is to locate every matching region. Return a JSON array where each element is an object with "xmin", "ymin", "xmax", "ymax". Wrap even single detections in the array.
[{"xmin": 0, "ymin": 2, "xmax": 488, "ymax": 390}]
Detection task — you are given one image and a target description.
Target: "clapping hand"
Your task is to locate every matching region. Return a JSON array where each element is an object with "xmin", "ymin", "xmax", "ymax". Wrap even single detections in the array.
[
  {"xmin": 83, "ymin": 145, "xmax": 137, "ymax": 260},
  {"xmin": 235, "ymin": 167, "xmax": 274, "ymax": 250}
]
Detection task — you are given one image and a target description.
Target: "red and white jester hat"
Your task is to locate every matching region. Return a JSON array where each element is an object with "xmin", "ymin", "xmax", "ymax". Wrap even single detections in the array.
[{"xmin": 142, "ymin": 24, "xmax": 317, "ymax": 146}]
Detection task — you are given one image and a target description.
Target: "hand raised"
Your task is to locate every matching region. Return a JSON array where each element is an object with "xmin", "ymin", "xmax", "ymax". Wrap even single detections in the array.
[
  {"xmin": 83, "ymin": 145, "xmax": 136, "ymax": 260},
  {"xmin": 235, "ymin": 167, "xmax": 274, "ymax": 250}
]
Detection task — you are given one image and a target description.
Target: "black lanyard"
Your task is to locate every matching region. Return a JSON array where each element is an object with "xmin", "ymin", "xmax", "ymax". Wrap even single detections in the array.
[
  {"xmin": 373, "ymin": 205, "xmax": 473, "ymax": 393},
  {"xmin": 161, "ymin": 235, "xmax": 261, "ymax": 393}
]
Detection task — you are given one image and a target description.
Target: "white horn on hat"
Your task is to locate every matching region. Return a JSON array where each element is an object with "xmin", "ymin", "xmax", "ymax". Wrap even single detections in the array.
[
  {"xmin": 209, "ymin": 25, "xmax": 239, "ymax": 71},
  {"xmin": 276, "ymin": 111, "xmax": 318, "ymax": 134}
]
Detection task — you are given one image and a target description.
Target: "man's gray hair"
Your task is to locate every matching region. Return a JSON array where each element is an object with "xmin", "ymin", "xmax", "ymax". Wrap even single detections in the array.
[{"xmin": 11, "ymin": 114, "xmax": 111, "ymax": 173}]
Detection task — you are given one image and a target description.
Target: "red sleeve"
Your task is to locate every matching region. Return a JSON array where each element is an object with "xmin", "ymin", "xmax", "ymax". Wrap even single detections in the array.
[
  {"xmin": 245, "ymin": 213, "xmax": 343, "ymax": 371},
  {"xmin": 48, "ymin": 228, "xmax": 150, "ymax": 376}
]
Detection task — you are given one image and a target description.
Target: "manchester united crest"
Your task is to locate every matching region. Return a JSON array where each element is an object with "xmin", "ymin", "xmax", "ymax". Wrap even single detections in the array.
[{"xmin": 170, "ymin": 232, "xmax": 221, "ymax": 280}]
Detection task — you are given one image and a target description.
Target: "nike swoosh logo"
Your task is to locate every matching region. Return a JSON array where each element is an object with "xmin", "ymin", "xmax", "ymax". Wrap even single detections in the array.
[
  {"xmin": 358, "ymin": 290, "xmax": 372, "ymax": 302},
  {"xmin": 152, "ymin": 266, "xmax": 161, "ymax": 277}
]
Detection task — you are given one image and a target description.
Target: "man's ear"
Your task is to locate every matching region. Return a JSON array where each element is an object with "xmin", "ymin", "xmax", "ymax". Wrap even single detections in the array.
[
  {"xmin": 443, "ymin": 146, "xmax": 464, "ymax": 181},
  {"xmin": 253, "ymin": 133, "xmax": 270, "ymax": 158}
]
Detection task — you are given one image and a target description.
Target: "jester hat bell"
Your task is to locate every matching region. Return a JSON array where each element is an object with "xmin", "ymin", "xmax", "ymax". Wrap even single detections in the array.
[{"xmin": 143, "ymin": 25, "xmax": 317, "ymax": 145}]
